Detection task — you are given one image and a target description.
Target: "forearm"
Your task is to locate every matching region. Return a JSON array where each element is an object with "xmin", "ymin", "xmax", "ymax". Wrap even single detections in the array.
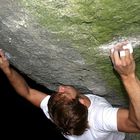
[
  {"xmin": 122, "ymin": 75, "xmax": 140, "ymax": 127},
  {"xmin": 4, "ymin": 67, "xmax": 30, "ymax": 98}
]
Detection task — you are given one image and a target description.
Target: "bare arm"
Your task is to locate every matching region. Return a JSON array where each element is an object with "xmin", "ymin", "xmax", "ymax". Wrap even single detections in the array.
[
  {"xmin": 110, "ymin": 42, "xmax": 140, "ymax": 132},
  {"xmin": 0, "ymin": 49, "xmax": 47, "ymax": 107}
]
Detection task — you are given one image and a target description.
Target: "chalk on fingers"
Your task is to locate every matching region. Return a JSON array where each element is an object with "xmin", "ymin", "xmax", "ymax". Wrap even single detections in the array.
[
  {"xmin": 111, "ymin": 48, "xmax": 114, "ymax": 54},
  {"xmin": 123, "ymin": 43, "xmax": 133, "ymax": 53},
  {"xmin": 120, "ymin": 50, "xmax": 125, "ymax": 57}
]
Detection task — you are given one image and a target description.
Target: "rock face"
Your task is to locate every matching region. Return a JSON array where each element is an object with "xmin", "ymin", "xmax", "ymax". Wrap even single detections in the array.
[{"xmin": 0, "ymin": 0, "xmax": 140, "ymax": 106}]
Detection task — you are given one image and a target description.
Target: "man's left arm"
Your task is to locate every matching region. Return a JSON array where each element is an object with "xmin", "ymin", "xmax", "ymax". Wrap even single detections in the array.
[{"xmin": 0, "ymin": 49, "xmax": 47, "ymax": 107}]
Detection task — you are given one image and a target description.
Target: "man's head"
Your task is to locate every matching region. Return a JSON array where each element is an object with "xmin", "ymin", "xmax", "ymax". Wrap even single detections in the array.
[{"xmin": 48, "ymin": 85, "xmax": 89, "ymax": 136}]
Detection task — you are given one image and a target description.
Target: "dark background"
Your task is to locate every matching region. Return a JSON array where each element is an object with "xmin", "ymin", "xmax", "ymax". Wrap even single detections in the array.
[{"xmin": 0, "ymin": 65, "xmax": 67, "ymax": 139}]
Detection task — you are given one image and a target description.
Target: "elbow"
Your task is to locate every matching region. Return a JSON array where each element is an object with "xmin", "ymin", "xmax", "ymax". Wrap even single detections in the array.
[
  {"xmin": 128, "ymin": 116, "xmax": 140, "ymax": 131},
  {"xmin": 28, "ymin": 87, "xmax": 33, "ymax": 95},
  {"xmin": 22, "ymin": 87, "xmax": 31, "ymax": 98},
  {"xmin": 136, "ymin": 122, "xmax": 140, "ymax": 130},
  {"xmin": 134, "ymin": 115, "xmax": 140, "ymax": 129},
  {"xmin": 132, "ymin": 118, "xmax": 140, "ymax": 130}
]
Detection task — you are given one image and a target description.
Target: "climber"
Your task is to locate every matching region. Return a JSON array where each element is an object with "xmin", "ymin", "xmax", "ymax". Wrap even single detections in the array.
[{"xmin": 0, "ymin": 41, "xmax": 140, "ymax": 140}]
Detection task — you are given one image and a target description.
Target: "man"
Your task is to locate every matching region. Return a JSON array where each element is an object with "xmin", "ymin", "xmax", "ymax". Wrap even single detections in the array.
[{"xmin": 0, "ymin": 41, "xmax": 140, "ymax": 140}]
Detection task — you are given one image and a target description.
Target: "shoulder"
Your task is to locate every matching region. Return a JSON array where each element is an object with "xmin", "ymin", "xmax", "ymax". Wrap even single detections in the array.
[
  {"xmin": 87, "ymin": 94, "xmax": 119, "ymax": 131},
  {"xmin": 40, "ymin": 95, "xmax": 51, "ymax": 109},
  {"xmin": 85, "ymin": 94, "xmax": 111, "ymax": 106},
  {"xmin": 40, "ymin": 95, "xmax": 51, "ymax": 119}
]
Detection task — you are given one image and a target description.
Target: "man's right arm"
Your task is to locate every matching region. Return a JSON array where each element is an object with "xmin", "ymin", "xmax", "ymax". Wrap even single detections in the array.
[
  {"xmin": 0, "ymin": 49, "xmax": 47, "ymax": 107},
  {"xmin": 110, "ymin": 42, "xmax": 140, "ymax": 132},
  {"xmin": 120, "ymin": 72, "xmax": 140, "ymax": 128}
]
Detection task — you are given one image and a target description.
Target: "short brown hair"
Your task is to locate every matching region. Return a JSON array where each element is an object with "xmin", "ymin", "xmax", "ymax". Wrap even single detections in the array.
[{"xmin": 48, "ymin": 92, "xmax": 89, "ymax": 136}]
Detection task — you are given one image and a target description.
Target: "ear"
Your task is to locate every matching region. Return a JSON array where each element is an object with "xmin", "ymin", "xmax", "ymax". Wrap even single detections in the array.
[
  {"xmin": 58, "ymin": 86, "xmax": 65, "ymax": 93},
  {"xmin": 79, "ymin": 98, "xmax": 85, "ymax": 105}
]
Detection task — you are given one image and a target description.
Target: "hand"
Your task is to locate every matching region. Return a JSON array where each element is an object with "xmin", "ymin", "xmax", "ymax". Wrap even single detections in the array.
[
  {"xmin": 110, "ymin": 42, "xmax": 136, "ymax": 80},
  {"xmin": 0, "ymin": 49, "xmax": 10, "ymax": 73}
]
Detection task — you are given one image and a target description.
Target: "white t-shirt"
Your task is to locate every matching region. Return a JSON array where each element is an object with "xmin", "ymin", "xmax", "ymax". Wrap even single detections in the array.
[{"xmin": 40, "ymin": 94, "xmax": 125, "ymax": 140}]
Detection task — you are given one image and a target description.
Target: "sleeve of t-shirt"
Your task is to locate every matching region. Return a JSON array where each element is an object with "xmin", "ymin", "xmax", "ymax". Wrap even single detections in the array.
[
  {"xmin": 102, "ymin": 107, "xmax": 119, "ymax": 131},
  {"xmin": 40, "ymin": 95, "xmax": 51, "ymax": 119},
  {"xmin": 95, "ymin": 106, "xmax": 119, "ymax": 132}
]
